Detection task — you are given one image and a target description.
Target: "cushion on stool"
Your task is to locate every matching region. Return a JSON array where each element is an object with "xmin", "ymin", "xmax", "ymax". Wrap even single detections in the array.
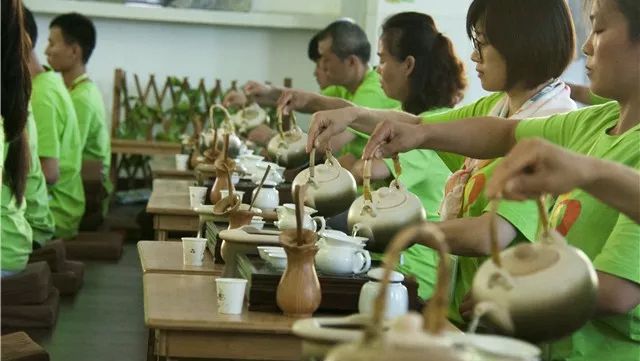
[
  {"xmin": 1, "ymin": 288, "xmax": 60, "ymax": 329},
  {"xmin": 1, "ymin": 332, "xmax": 49, "ymax": 361},
  {"xmin": 28, "ymin": 239, "xmax": 66, "ymax": 272},
  {"xmin": 1, "ymin": 262, "xmax": 52, "ymax": 306},
  {"xmin": 51, "ymin": 260, "xmax": 85, "ymax": 295},
  {"xmin": 64, "ymin": 231, "xmax": 124, "ymax": 260}
]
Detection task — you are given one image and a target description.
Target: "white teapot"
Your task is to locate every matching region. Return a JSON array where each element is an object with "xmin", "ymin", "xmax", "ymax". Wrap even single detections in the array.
[{"xmin": 275, "ymin": 203, "xmax": 326, "ymax": 232}]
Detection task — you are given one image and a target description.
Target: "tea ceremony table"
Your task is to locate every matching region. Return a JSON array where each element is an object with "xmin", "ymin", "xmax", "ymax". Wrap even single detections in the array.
[
  {"xmin": 150, "ymin": 155, "xmax": 195, "ymax": 181},
  {"xmin": 143, "ymin": 273, "xmax": 302, "ymax": 360},
  {"xmin": 137, "ymin": 241, "xmax": 223, "ymax": 276},
  {"xmin": 146, "ymin": 179, "xmax": 200, "ymax": 241}
]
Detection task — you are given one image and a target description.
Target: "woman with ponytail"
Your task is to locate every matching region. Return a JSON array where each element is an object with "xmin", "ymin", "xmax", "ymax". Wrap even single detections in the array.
[{"xmin": 1, "ymin": 0, "xmax": 35, "ymax": 277}]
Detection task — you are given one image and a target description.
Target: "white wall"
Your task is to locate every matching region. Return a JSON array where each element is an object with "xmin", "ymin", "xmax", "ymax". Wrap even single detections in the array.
[{"xmin": 32, "ymin": 13, "xmax": 323, "ymax": 129}]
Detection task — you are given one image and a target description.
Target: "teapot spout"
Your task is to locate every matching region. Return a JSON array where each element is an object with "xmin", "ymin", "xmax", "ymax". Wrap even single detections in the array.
[{"xmin": 471, "ymin": 301, "xmax": 514, "ymax": 335}]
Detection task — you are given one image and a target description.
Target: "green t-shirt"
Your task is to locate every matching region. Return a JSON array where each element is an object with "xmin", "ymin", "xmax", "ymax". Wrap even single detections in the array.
[
  {"xmin": 589, "ymin": 91, "xmax": 613, "ymax": 106},
  {"xmin": 70, "ymin": 74, "xmax": 112, "ymax": 215},
  {"xmin": 24, "ymin": 114, "xmax": 55, "ymax": 245},
  {"xmin": 321, "ymin": 70, "xmax": 400, "ymax": 159},
  {"xmin": 1, "ymin": 130, "xmax": 33, "ymax": 272},
  {"xmin": 32, "ymin": 70, "xmax": 85, "ymax": 239},
  {"xmin": 515, "ymin": 102, "xmax": 640, "ymax": 361}
]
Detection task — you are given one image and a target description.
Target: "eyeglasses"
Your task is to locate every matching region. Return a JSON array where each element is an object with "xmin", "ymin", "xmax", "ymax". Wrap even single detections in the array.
[{"xmin": 471, "ymin": 32, "xmax": 486, "ymax": 61}]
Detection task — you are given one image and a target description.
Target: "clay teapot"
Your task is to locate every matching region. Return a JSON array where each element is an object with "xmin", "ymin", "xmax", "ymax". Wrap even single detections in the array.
[
  {"xmin": 231, "ymin": 102, "xmax": 269, "ymax": 133},
  {"xmin": 204, "ymin": 104, "xmax": 243, "ymax": 159},
  {"xmin": 470, "ymin": 197, "xmax": 598, "ymax": 342},
  {"xmin": 292, "ymin": 147, "xmax": 357, "ymax": 217},
  {"xmin": 325, "ymin": 222, "xmax": 470, "ymax": 361},
  {"xmin": 266, "ymin": 112, "xmax": 308, "ymax": 169},
  {"xmin": 347, "ymin": 158, "xmax": 425, "ymax": 253}
]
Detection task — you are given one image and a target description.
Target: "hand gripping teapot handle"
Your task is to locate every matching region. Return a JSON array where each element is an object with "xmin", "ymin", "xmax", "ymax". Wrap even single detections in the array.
[
  {"xmin": 391, "ymin": 154, "xmax": 402, "ymax": 190},
  {"xmin": 276, "ymin": 110, "xmax": 286, "ymax": 139},
  {"xmin": 307, "ymin": 147, "xmax": 318, "ymax": 186},
  {"xmin": 366, "ymin": 222, "xmax": 450, "ymax": 343},
  {"xmin": 536, "ymin": 195, "xmax": 566, "ymax": 246}
]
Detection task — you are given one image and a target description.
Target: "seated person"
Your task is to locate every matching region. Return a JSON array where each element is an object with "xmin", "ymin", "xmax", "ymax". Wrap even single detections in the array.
[{"xmin": 46, "ymin": 12, "xmax": 112, "ymax": 220}]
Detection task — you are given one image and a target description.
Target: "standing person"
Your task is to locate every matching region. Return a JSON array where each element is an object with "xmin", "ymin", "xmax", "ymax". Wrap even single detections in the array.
[
  {"xmin": 306, "ymin": 0, "xmax": 578, "ymax": 326},
  {"xmin": 46, "ymin": 12, "xmax": 112, "ymax": 224},
  {"xmin": 1, "ymin": 0, "xmax": 34, "ymax": 277},
  {"xmin": 24, "ymin": 6, "xmax": 83, "ymax": 241},
  {"xmin": 354, "ymin": 1, "xmax": 639, "ymax": 359}
]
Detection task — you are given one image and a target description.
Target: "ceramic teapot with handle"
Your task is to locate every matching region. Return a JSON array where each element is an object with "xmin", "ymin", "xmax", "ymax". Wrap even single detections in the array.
[
  {"xmin": 470, "ymin": 197, "xmax": 598, "ymax": 343},
  {"xmin": 325, "ymin": 223, "xmax": 470, "ymax": 361},
  {"xmin": 292, "ymin": 147, "xmax": 357, "ymax": 217},
  {"xmin": 266, "ymin": 112, "xmax": 308, "ymax": 169},
  {"xmin": 347, "ymin": 158, "xmax": 425, "ymax": 253},
  {"xmin": 205, "ymin": 104, "xmax": 243, "ymax": 159},
  {"xmin": 231, "ymin": 102, "xmax": 268, "ymax": 133}
]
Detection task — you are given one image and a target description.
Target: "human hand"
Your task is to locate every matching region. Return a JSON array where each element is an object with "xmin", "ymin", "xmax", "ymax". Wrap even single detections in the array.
[
  {"xmin": 362, "ymin": 120, "xmax": 427, "ymax": 160},
  {"xmin": 487, "ymin": 138, "xmax": 592, "ymax": 200},
  {"xmin": 222, "ymin": 90, "xmax": 247, "ymax": 108},
  {"xmin": 306, "ymin": 107, "xmax": 363, "ymax": 153}
]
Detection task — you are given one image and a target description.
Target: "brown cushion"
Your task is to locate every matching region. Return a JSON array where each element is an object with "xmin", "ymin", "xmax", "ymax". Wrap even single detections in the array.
[
  {"xmin": 1, "ymin": 332, "xmax": 49, "ymax": 361},
  {"xmin": 1, "ymin": 288, "xmax": 60, "ymax": 329},
  {"xmin": 51, "ymin": 260, "xmax": 85, "ymax": 296},
  {"xmin": 64, "ymin": 232, "xmax": 124, "ymax": 260},
  {"xmin": 28, "ymin": 239, "xmax": 66, "ymax": 272},
  {"xmin": 1, "ymin": 262, "xmax": 52, "ymax": 306}
]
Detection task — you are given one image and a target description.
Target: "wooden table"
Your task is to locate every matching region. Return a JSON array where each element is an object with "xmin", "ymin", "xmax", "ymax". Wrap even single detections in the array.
[
  {"xmin": 137, "ymin": 241, "xmax": 223, "ymax": 276},
  {"xmin": 144, "ymin": 273, "xmax": 301, "ymax": 360},
  {"xmin": 112, "ymin": 139, "xmax": 182, "ymax": 156},
  {"xmin": 150, "ymin": 155, "xmax": 195, "ymax": 181},
  {"xmin": 146, "ymin": 179, "xmax": 200, "ymax": 241}
]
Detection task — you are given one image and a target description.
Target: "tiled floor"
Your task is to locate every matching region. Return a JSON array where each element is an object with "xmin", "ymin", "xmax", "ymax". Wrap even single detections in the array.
[{"xmin": 30, "ymin": 243, "xmax": 148, "ymax": 361}]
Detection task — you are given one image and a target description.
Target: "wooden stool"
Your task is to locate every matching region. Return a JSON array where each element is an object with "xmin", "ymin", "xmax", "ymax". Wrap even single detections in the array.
[
  {"xmin": 1, "ymin": 262, "xmax": 52, "ymax": 306},
  {"xmin": 28, "ymin": 239, "xmax": 66, "ymax": 272},
  {"xmin": 51, "ymin": 260, "xmax": 85, "ymax": 296},
  {"xmin": 1, "ymin": 332, "xmax": 49, "ymax": 361},
  {"xmin": 64, "ymin": 231, "xmax": 124, "ymax": 260}
]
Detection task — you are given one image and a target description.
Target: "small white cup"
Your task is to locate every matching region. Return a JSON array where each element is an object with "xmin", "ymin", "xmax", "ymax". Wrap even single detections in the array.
[
  {"xmin": 215, "ymin": 278, "xmax": 248, "ymax": 315},
  {"xmin": 220, "ymin": 189, "xmax": 244, "ymax": 203},
  {"xmin": 189, "ymin": 186, "xmax": 208, "ymax": 208},
  {"xmin": 182, "ymin": 237, "xmax": 207, "ymax": 266},
  {"xmin": 175, "ymin": 154, "xmax": 189, "ymax": 171}
]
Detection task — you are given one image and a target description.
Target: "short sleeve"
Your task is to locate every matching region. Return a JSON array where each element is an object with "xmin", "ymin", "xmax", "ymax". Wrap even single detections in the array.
[
  {"xmin": 593, "ymin": 214, "xmax": 640, "ymax": 285},
  {"xmin": 30, "ymin": 97, "xmax": 61, "ymax": 159}
]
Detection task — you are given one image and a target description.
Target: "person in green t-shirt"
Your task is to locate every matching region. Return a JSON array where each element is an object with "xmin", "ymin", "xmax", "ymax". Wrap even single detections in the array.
[
  {"xmin": 304, "ymin": 0, "xmax": 578, "ymax": 325},
  {"xmin": 567, "ymin": 82, "xmax": 613, "ymax": 105},
  {"xmin": 350, "ymin": 1, "xmax": 639, "ymax": 360},
  {"xmin": 1, "ymin": 1, "xmax": 36, "ymax": 277},
  {"xmin": 24, "ymin": 8, "xmax": 85, "ymax": 240},
  {"xmin": 45, "ymin": 12, "xmax": 112, "ymax": 221}
]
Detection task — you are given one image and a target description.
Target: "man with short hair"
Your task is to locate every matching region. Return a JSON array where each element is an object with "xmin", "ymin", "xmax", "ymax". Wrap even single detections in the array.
[
  {"xmin": 24, "ymin": 7, "xmax": 84, "ymax": 240},
  {"xmin": 46, "ymin": 12, "xmax": 112, "ymax": 221}
]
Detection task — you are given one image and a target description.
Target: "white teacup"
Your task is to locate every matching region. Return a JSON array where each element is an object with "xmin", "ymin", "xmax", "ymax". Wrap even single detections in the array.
[
  {"xmin": 175, "ymin": 154, "xmax": 189, "ymax": 171},
  {"xmin": 189, "ymin": 186, "xmax": 208, "ymax": 208},
  {"xmin": 182, "ymin": 237, "xmax": 207, "ymax": 266},
  {"xmin": 315, "ymin": 245, "xmax": 371, "ymax": 275},
  {"xmin": 215, "ymin": 278, "xmax": 247, "ymax": 315}
]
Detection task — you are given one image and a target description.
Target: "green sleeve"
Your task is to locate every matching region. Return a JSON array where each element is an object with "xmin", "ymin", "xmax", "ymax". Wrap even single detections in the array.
[
  {"xmin": 31, "ymin": 96, "xmax": 61, "ymax": 159},
  {"xmin": 593, "ymin": 214, "xmax": 640, "ymax": 285},
  {"xmin": 320, "ymin": 86, "xmax": 347, "ymax": 98},
  {"xmin": 514, "ymin": 103, "xmax": 619, "ymax": 152},
  {"xmin": 420, "ymin": 93, "xmax": 505, "ymax": 172},
  {"xmin": 73, "ymin": 96, "xmax": 95, "ymax": 149},
  {"xmin": 489, "ymin": 199, "xmax": 540, "ymax": 243},
  {"xmin": 351, "ymin": 88, "xmax": 400, "ymax": 109}
]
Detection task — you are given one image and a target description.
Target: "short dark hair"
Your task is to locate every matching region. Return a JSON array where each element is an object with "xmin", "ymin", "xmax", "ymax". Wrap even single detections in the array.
[
  {"xmin": 613, "ymin": 0, "xmax": 640, "ymax": 41},
  {"xmin": 307, "ymin": 33, "xmax": 320, "ymax": 61},
  {"xmin": 466, "ymin": 0, "xmax": 576, "ymax": 90},
  {"xmin": 23, "ymin": 6, "xmax": 37, "ymax": 48},
  {"xmin": 50, "ymin": 12, "xmax": 96, "ymax": 64},
  {"xmin": 382, "ymin": 12, "xmax": 466, "ymax": 114},
  {"xmin": 318, "ymin": 21, "xmax": 370, "ymax": 64}
]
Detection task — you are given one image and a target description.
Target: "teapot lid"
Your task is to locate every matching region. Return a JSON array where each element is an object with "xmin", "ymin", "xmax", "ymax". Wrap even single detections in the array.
[
  {"xmin": 367, "ymin": 267, "xmax": 404, "ymax": 282},
  {"xmin": 372, "ymin": 186, "xmax": 407, "ymax": 210},
  {"xmin": 501, "ymin": 243, "xmax": 561, "ymax": 276},
  {"xmin": 313, "ymin": 163, "xmax": 341, "ymax": 183}
]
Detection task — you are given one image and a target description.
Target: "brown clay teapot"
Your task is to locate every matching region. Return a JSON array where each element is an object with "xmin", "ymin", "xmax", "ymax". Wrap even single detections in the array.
[
  {"xmin": 291, "ymin": 147, "xmax": 357, "ymax": 217},
  {"xmin": 347, "ymin": 158, "xmax": 425, "ymax": 252},
  {"xmin": 470, "ymin": 197, "xmax": 598, "ymax": 342},
  {"xmin": 325, "ymin": 223, "xmax": 470, "ymax": 361},
  {"xmin": 266, "ymin": 112, "xmax": 308, "ymax": 169}
]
